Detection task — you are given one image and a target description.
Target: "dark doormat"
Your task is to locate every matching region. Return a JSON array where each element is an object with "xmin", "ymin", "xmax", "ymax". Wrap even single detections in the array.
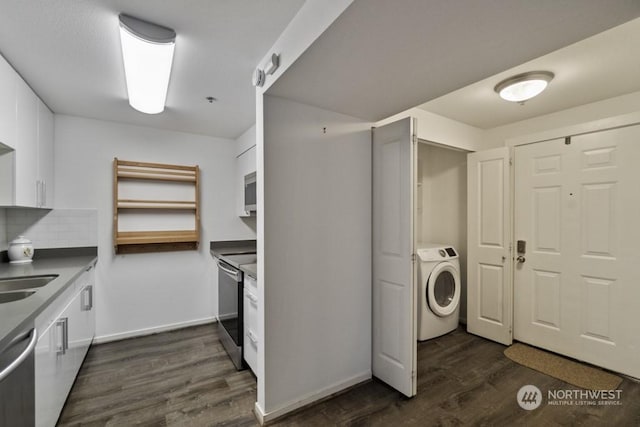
[{"xmin": 504, "ymin": 342, "xmax": 622, "ymax": 390}]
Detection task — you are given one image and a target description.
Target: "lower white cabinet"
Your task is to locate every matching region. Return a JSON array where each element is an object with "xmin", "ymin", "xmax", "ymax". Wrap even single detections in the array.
[
  {"xmin": 35, "ymin": 265, "xmax": 95, "ymax": 427},
  {"xmin": 243, "ymin": 274, "xmax": 258, "ymax": 373}
]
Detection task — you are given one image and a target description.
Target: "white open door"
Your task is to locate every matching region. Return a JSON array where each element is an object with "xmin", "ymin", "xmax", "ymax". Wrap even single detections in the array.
[
  {"xmin": 372, "ymin": 117, "xmax": 417, "ymax": 397},
  {"xmin": 467, "ymin": 147, "xmax": 512, "ymax": 345}
]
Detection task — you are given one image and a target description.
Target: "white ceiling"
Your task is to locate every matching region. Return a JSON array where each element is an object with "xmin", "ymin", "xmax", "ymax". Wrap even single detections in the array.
[
  {"xmin": 418, "ymin": 17, "xmax": 640, "ymax": 129},
  {"xmin": 0, "ymin": 0, "xmax": 305, "ymax": 139},
  {"xmin": 2, "ymin": 1, "xmax": 639, "ymax": 140},
  {"xmin": 268, "ymin": 0, "xmax": 640, "ymax": 124}
]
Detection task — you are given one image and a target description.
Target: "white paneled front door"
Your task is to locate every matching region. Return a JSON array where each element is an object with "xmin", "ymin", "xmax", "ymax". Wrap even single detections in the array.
[
  {"xmin": 466, "ymin": 147, "xmax": 512, "ymax": 345},
  {"xmin": 372, "ymin": 117, "xmax": 417, "ymax": 397},
  {"xmin": 514, "ymin": 126, "xmax": 640, "ymax": 378}
]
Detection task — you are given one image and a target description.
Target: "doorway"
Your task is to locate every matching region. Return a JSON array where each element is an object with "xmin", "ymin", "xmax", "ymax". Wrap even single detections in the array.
[
  {"xmin": 416, "ymin": 142, "xmax": 468, "ymax": 321},
  {"xmin": 372, "ymin": 117, "xmax": 473, "ymax": 398},
  {"xmin": 513, "ymin": 125, "xmax": 640, "ymax": 379}
]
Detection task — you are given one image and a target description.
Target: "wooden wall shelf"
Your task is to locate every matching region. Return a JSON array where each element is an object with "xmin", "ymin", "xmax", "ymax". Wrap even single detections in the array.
[{"xmin": 113, "ymin": 158, "xmax": 200, "ymax": 254}]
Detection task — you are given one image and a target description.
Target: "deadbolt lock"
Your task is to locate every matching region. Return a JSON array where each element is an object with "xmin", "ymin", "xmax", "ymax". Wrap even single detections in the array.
[{"xmin": 517, "ymin": 240, "xmax": 526, "ymax": 254}]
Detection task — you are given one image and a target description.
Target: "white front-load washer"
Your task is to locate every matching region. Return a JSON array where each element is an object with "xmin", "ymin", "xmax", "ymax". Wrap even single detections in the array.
[{"xmin": 417, "ymin": 244, "xmax": 461, "ymax": 341}]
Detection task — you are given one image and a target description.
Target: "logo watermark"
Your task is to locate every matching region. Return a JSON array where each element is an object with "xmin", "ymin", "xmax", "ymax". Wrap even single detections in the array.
[
  {"xmin": 547, "ymin": 389, "xmax": 622, "ymax": 407},
  {"xmin": 517, "ymin": 385, "xmax": 542, "ymax": 410},
  {"xmin": 517, "ymin": 385, "xmax": 623, "ymax": 410}
]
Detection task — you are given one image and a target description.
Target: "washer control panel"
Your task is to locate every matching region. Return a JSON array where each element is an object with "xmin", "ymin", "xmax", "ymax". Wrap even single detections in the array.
[{"xmin": 418, "ymin": 245, "xmax": 458, "ymax": 262}]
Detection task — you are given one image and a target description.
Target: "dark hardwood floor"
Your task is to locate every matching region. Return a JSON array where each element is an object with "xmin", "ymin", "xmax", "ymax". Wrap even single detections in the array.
[{"xmin": 58, "ymin": 324, "xmax": 640, "ymax": 426}]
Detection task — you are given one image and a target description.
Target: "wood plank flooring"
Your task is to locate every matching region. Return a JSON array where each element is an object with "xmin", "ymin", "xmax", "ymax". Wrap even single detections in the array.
[{"xmin": 58, "ymin": 324, "xmax": 640, "ymax": 426}]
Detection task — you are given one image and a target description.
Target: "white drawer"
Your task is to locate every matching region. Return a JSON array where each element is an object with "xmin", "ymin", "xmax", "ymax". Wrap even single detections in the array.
[
  {"xmin": 243, "ymin": 288, "xmax": 258, "ymax": 373},
  {"xmin": 244, "ymin": 274, "xmax": 257, "ymax": 293}
]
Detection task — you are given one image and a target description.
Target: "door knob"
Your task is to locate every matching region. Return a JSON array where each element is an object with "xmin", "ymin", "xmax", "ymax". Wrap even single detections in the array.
[{"xmin": 516, "ymin": 256, "xmax": 526, "ymax": 263}]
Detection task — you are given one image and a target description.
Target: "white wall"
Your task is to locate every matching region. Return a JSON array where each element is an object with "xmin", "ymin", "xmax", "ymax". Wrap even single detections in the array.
[
  {"xmin": 260, "ymin": 95, "xmax": 371, "ymax": 418},
  {"xmin": 54, "ymin": 115, "xmax": 253, "ymax": 342},
  {"xmin": 484, "ymin": 90, "xmax": 640, "ymax": 145},
  {"xmin": 254, "ymin": 2, "xmax": 358, "ymax": 420},
  {"xmin": 417, "ymin": 143, "xmax": 468, "ymax": 322}
]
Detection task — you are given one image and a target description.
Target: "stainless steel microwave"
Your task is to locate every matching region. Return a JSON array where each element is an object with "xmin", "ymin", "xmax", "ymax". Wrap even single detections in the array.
[{"xmin": 244, "ymin": 172, "xmax": 257, "ymax": 213}]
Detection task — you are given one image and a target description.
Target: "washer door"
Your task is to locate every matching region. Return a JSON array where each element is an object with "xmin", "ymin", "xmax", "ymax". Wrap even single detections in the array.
[{"xmin": 426, "ymin": 262, "xmax": 460, "ymax": 317}]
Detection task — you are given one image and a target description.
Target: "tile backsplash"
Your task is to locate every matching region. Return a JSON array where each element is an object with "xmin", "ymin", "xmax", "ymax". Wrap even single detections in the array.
[{"xmin": 4, "ymin": 208, "xmax": 98, "ymax": 249}]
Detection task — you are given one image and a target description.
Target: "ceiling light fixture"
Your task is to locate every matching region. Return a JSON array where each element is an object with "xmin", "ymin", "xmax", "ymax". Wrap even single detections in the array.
[
  {"xmin": 119, "ymin": 14, "xmax": 176, "ymax": 114},
  {"xmin": 494, "ymin": 71, "xmax": 554, "ymax": 103}
]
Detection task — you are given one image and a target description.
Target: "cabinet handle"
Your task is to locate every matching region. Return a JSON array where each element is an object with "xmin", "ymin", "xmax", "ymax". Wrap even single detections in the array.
[
  {"xmin": 35, "ymin": 181, "xmax": 40, "ymax": 207},
  {"xmin": 42, "ymin": 181, "xmax": 46, "ymax": 207},
  {"xmin": 56, "ymin": 317, "xmax": 68, "ymax": 355},
  {"xmin": 82, "ymin": 286, "xmax": 93, "ymax": 311}
]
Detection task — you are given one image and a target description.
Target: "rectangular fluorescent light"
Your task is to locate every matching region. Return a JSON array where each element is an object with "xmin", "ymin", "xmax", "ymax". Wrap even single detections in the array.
[{"xmin": 119, "ymin": 14, "xmax": 176, "ymax": 114}]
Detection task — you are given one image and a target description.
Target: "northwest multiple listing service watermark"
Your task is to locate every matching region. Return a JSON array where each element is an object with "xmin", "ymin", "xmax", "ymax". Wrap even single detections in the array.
[{"xmin": 517, "ymin": 385, "xmax": 623, "ymax": 411}]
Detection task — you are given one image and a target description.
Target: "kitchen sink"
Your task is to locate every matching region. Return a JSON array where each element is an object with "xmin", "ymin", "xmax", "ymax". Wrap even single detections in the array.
[
  {"xmin": 0, "ymin": 275, "xmax": 58, "ymax": 293},
  {"xmin": 0, "ymin": 290, "xmax": 36, "ymax": 303}
]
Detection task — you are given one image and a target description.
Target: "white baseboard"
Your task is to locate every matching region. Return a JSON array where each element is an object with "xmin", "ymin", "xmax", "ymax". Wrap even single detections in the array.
[
  {"xmin": 254, "ymin": 370, "xmax": 371, "ymax": 425},
  {"xmin": 93, "ymin": 317, "xmax": 217, "ymax": 344}
]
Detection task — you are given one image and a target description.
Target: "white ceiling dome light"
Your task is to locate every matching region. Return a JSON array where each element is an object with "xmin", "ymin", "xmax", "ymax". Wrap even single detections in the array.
[{"xmin": 494, "ymin": 71, "xmax": 554, "ymax": 103}]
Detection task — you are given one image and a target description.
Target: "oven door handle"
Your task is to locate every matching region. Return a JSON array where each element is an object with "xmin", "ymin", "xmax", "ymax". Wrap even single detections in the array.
[
  {"xmin": 217, "ymin": 261, "xmax": 239, "ymax": 280},
  {"xmin": 0, "ymin": 328, "xmax": 37, "ymax": 383}
]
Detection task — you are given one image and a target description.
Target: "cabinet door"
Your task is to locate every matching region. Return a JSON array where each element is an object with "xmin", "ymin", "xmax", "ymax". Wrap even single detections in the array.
[
  {"xmin": 65, "ymin": 287, "xmax": 91, "ymax": 384},
  {"xmin": 35, "ymin": 317, "xmax": 66, "ymax": 427},
  {"xmin": 37, "ymin": 99, "xmax": 54, "ymax": 208},
  {"xmin": 243, "ymin": 287, "xmax": 258, "ymax": 373},
  {"xmin": 35, "ymin": 273, "xmax": 95, "ymax": 427},
  {"xmin": 15, "ymin": 78, "xmax": 38, "ymax": 207},
  {"xmin": 0, "ymin": 54, "xmax": 16, "ymax": 149},
  {"xmin": 75, "ymin": 281, "xmax": 95, "ymax": 362},
  {"xmin": 236, "ymin": 145, "xmax": 256, "ymax": 217}
]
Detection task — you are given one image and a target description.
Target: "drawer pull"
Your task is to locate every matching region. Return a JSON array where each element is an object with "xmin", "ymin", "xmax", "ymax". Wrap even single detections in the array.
[
  {"xmin": 81, "ymin": 285, "xmax": 93, "ymax": 311},
  {"xmin": 248, "ymin": 330, "xmax": 258, "ymax": 344},
  {"xmin": 56, "ymin": 318, "xmax": 69, "ymax": 355}
]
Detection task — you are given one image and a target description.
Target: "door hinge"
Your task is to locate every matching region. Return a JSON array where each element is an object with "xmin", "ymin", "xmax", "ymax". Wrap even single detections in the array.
[
  {"xmin": 411, "ymin": 253, "xmax": 416, "ymax": 263},
  {"xmin": 412, "ymin": 134, "xmax": 418, "ymax": 144},
  {"xmin": 509, "ymin": 157, "xmax": 513, "ymax": 166},
  {"xmin": 411, "ymin": 370, "xmax": 417, "ymax": 379}
]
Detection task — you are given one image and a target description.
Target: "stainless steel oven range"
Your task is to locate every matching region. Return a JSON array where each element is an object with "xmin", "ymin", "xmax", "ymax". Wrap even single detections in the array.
[{"xmin": 216, "ymin": 253, "xmax": 256, "ymax": 370}]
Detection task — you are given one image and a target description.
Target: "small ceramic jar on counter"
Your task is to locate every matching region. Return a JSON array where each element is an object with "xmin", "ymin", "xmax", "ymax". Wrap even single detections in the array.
[{"xmin": 8, "ymin": 236, "xmax": 35, "ymax": 264}]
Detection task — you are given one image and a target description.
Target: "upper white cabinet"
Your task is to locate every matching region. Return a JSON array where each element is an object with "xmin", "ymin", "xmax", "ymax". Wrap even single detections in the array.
[
  {"xmin": 236, "ymin": 145, "xmax": 256, "ymax": 217},
  {"xmin": 0, "ymin": 52, "xmax": 54, "ymax": 208},
  {"xmin": 37, "ymin": 99, "xmax": 55, "ymax": 208},
  {"xmin": 15, "ymin": 78, "xmax": 39, "ymax": 207},
  {"xmin": 235, "ymin": 125, "xmax": 257, "ymax": 217},
  {"xmin": 0, "ymin": 55, "xmax": 16, "ymax": 148}
]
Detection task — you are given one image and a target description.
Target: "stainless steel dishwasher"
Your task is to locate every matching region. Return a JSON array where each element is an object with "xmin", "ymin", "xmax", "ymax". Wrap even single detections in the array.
[{"xmin": 0, "ymin": 327, "xmax": 37, "ymax": 427}]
